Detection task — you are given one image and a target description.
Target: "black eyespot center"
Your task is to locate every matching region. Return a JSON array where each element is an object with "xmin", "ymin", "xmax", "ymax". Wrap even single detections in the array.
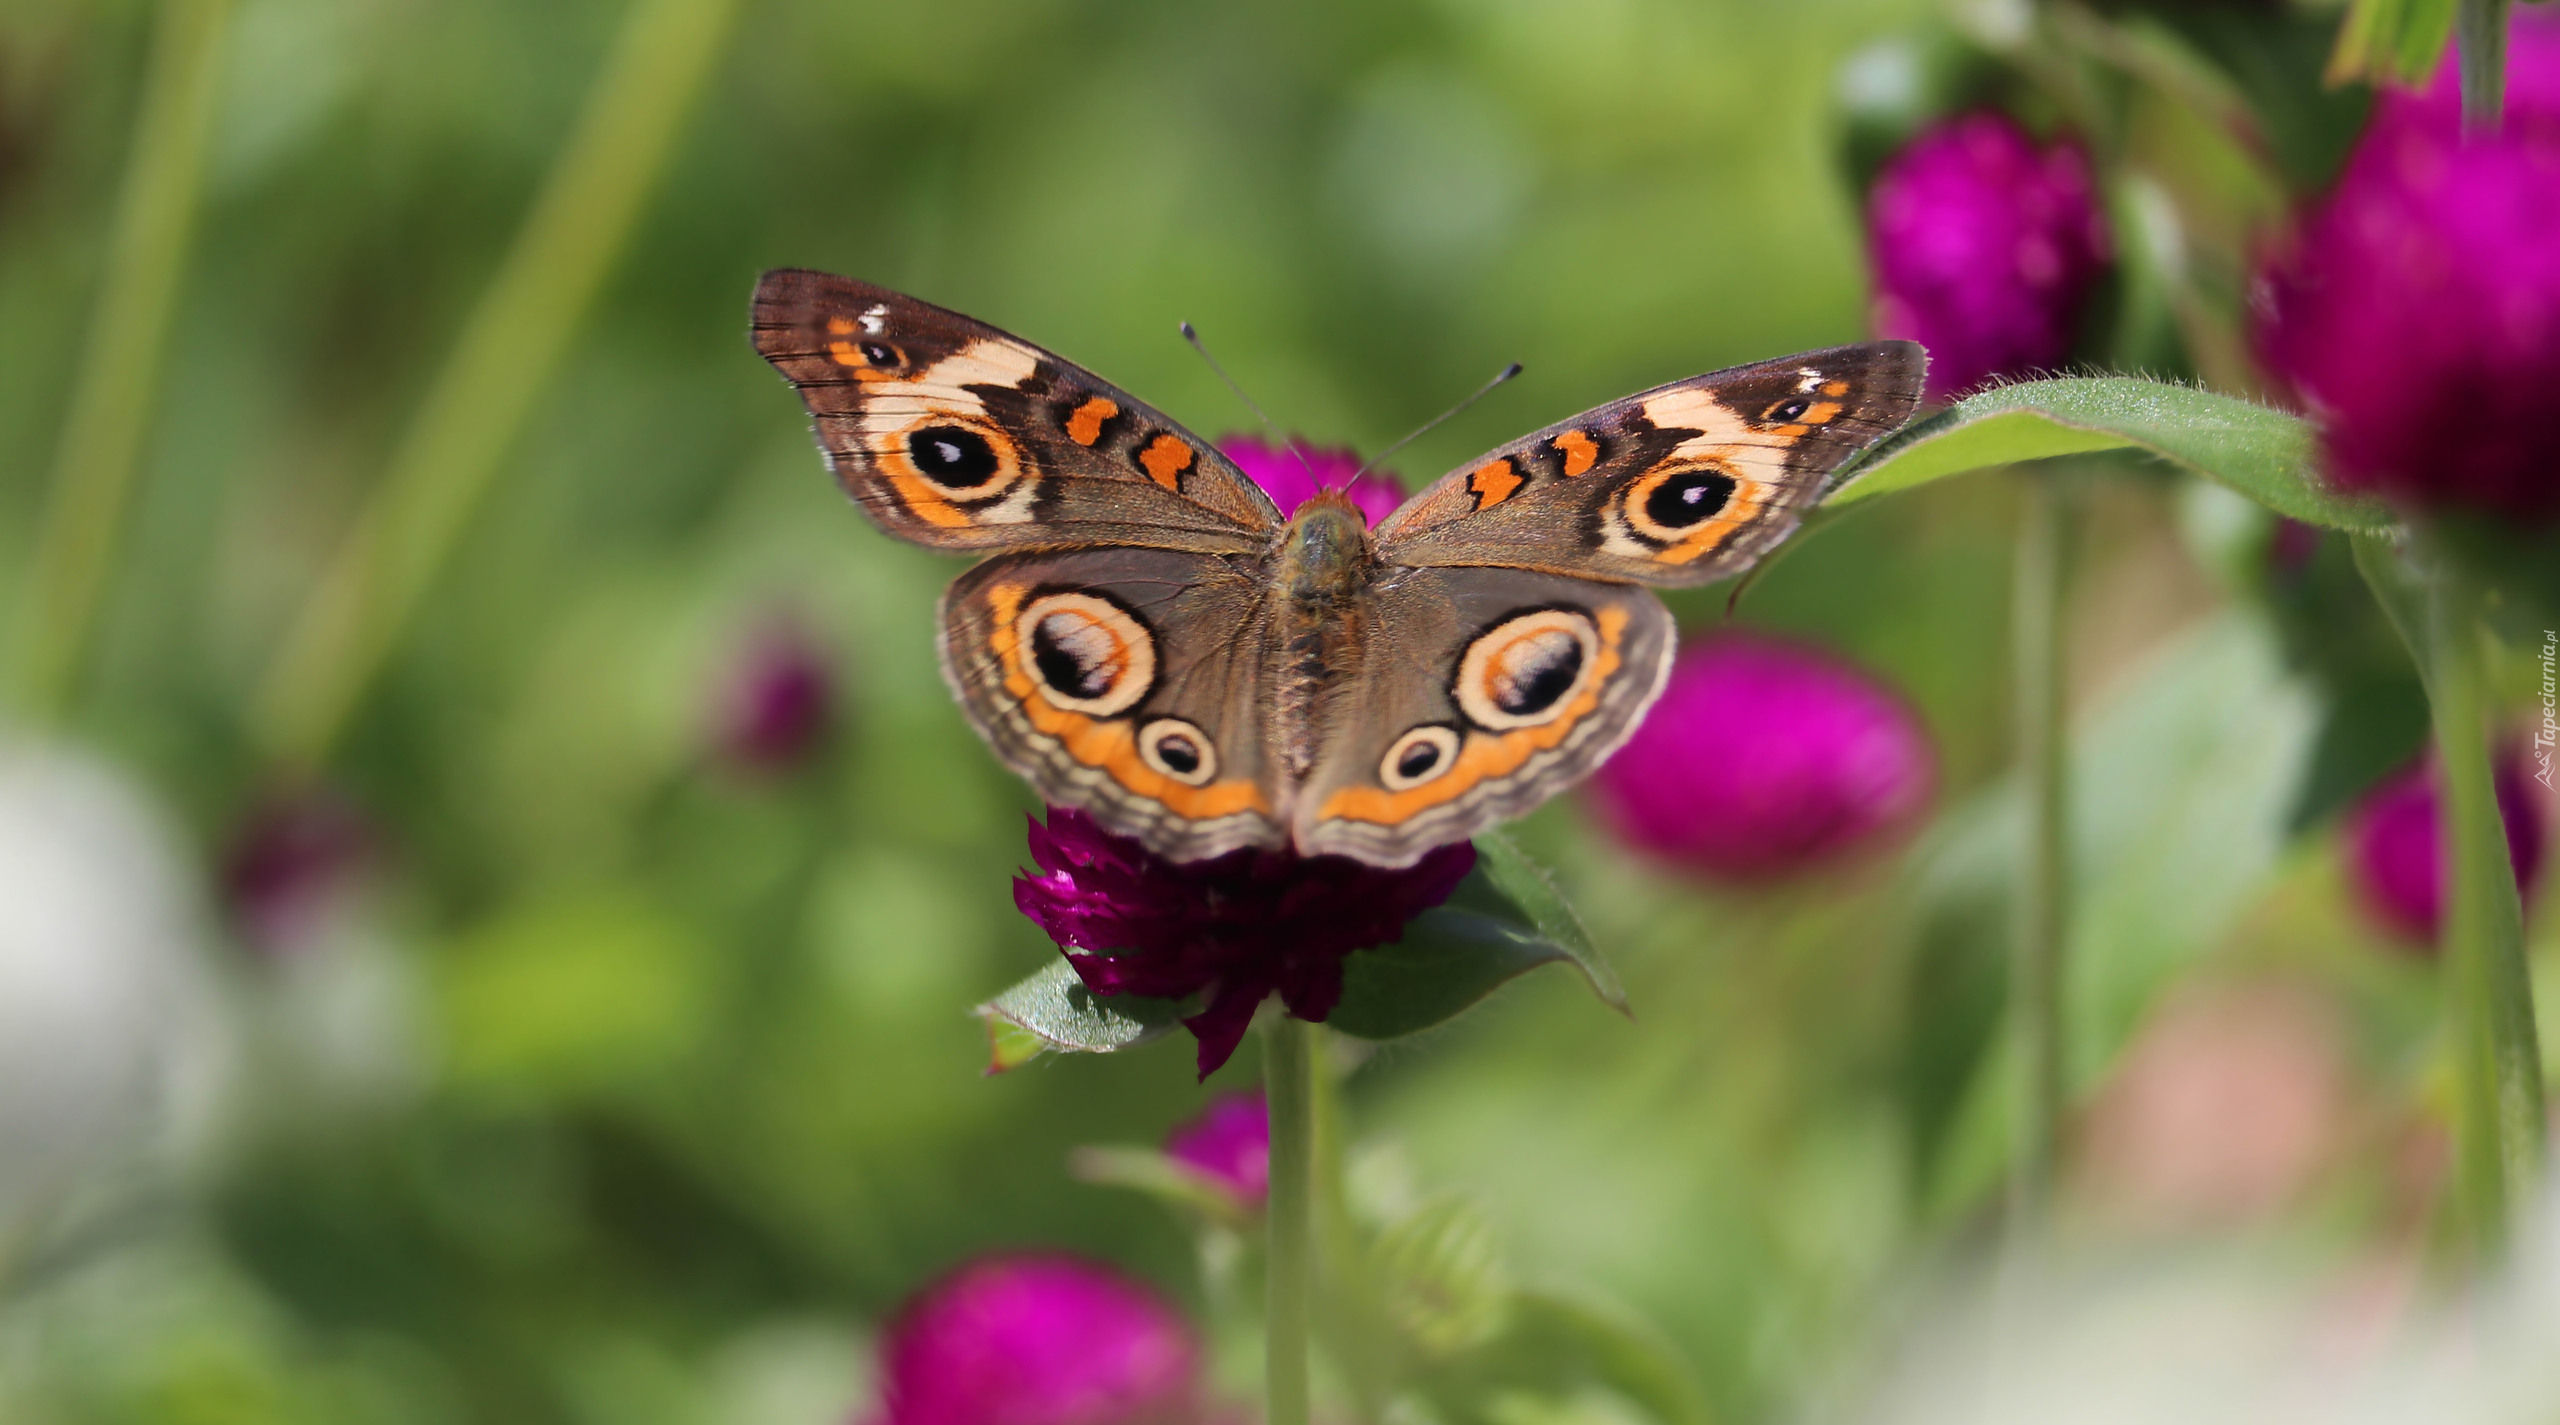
[
  {"xmin": 1766, "ymin": 396, "xmax": 1812, "ymax": 423},
  {"xmin": 1642, "ymin": 468, "xmax": 1737, "ymax": 532},
  {"xmin": 1030, "ymin": 614, "xmax": 1115, "ymax": 699},
  {"xmin": 861, "ymin": 341, "xmax": 900, "ymax": 367},
  {"xmin": 1492, "ymin": 635, "xmax": 1584, "ymax": 716},
  {"xmin": 908, "ymin": 425, "xmax": 1003, "ymax": 490},
  {"xmin": 1397, "ymin": 742, "xmax": 1441, "ymax": 778},
  {"xmin": 1155, "ymin": 734, "xmax": 1200, "ymax": 774}
]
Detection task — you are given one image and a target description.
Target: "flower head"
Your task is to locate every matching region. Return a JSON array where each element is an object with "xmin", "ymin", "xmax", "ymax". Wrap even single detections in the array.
[
  {"xmin": 220, "ymin": 787, "xmax": 378, "ymax": 957},
  {"xmin": 1164, "ymin": 1092, "xmax": 1269, "ymax": 1206},
  {"xmin": 1589, "ymin": 633, "xmax": 1935, "ymax": 880},
  {"xmin": 2342, "ymin": 748, "xmax": 2546, "ymax": 947},
  {"xmin": 1867, "ymin": 112, "xmax": 2112, "ymax": 402},
  {"xmin": 1219, "ymin": 436, "xmax": 1407, "ymax": 528},
  {"xmin": 713, "ymin": 617, "xmax": 835, "ymax": 772},
  {"xmin": 873, "ymin": 1254, "xmax": 1201, "ymax": 1425},
  {"xmin": 2252, "ymin": 8, "xmax": 2560, "ymax": 523},
  {"xmin": 1013, "ymin": 809, "xmax": 1475, "ymax": 1077}
]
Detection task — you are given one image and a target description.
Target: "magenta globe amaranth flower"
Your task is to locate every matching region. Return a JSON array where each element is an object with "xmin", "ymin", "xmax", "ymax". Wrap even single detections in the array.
[
  {"xmin": 1165, "ymin": 1092, "xmax": 1269, "ymax": 1206},
  {"xmin": 872, "ymin": 1255, "xmax": 1201, "ymax": 1425},
  {"xmin": 1219, "ymin": 436, "xmax": 1406, "ymax": 527},
  {"xmin": 1867, "ymin": 112, "xmax": 2111, "ymax": 403},
  {"xmin": 713, "ymin": 617, "xmax": 836, "ymax": 772},
  {"xmin": 2342, "ymin": 749, "xmax": 2545, "ymax": 948},
  {"xmin": 2253, "ymin": 8, "xmax": 2560, "ymax": 523},
  {"xmin": 1590, "ymin": 633, "xmax": 1935, "ymax": 880},
  {"xmin": 1014, "ymin": 809, "xmax": 1474, "ymax": 1077}
]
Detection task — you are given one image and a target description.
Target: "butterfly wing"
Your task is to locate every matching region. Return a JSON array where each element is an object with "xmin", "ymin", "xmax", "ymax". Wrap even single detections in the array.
[
  {"xmin": 1373, "ymin": 343, "xmax": 1926, "ymax": 586},
  {"xmin": 940, "ymin": 545, "xmax": 1288, "ymax": 862},
  {"xmin": 1290, "ymin": 566, "xmax": 1676, "ymax": 867},
  {"xmin": 753, "ymin": 270, "xmax": 1282, "ymax": 554}
]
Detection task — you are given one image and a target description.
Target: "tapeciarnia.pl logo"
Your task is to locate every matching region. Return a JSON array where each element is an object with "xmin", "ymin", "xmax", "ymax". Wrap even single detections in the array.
[{"xmin": 2537, "ymin": 629, "xmax": 2556, "ymax": 791}]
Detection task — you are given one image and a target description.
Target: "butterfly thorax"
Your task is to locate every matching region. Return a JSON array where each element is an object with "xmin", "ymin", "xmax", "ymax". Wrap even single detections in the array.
[{"xmin": 1268, "ymin": 492, "xmax": 1376, "ymax": 782}]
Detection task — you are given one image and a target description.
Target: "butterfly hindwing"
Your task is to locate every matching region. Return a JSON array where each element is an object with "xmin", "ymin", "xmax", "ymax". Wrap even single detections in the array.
[
  {"xmin": 1374, "ymin": 342, "xmax": 1926, "ymax": 586},
  {"xmin": 939, "ymin": 545, "xmax": 1287, "ymax": 862},
  {"xmin": 753, "ymin": 270, "xmax": 1282, "ymax": 554},
  {"xmin": 1293, "ymin": 565, "xmax": 1677, "ymax": 866}
]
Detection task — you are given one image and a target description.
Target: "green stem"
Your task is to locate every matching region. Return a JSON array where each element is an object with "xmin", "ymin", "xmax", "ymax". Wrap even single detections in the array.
[
  {"xmin": 11, "ymin": 0, "xmax": 235, "ymax": 720},
  {"xmin": 2010, "ymin": 472, "xmax": 2070, "ymax": 1229},
  {"xmin": 2424, "ymin": 559, "xmax": 2544, "ymax": 1255},
  {"xmin": 1264, "ymin": 1014, "xmax": 1315, "ymax": 1425},
  {"xmin": 2457, "ymin": 0, "xmax": 2510, "ymax": 135},
  {"xmin": 250, "ymin": 0, "xmax": 741, "ymax": 771}
]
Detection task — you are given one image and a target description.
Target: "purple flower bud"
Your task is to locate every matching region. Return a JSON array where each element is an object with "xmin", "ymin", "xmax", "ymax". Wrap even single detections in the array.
[
  {"xmin": 2342, "ymin": 748, "xmax": 2546, "ymax": 948},
  {"xmin": 1866, "ymin": 112, "xmax": 2112, "ymax": 403},
  {"xmin": 220, "ymin": 788, "xmax": 377, "ymax": 957},
  {"xmin": 714, "ymin": 618, "xmax": 835, "ymax": 773},
  {"xmin": 1164, "ymin": 1093, "xmax": 1269, "ymax": 1206},
  {"xmin": 2252, "ymin": 9, "xmax": 2560, "ymax": 524},
  {"xmin": 1217, "ymin": 437, "xmax": 1407, "ymax": 528},
  {"xmin": 1013, "ymin": 809, "xmax": 1475, "ymax": 1077},
  {"xmin": 872, "ymin": 1255, "xmax": 1202, "ymax": 1425},
  {"xmin": 1590, "ymin": 633, "xmax": 1935, "ymax": 880}
]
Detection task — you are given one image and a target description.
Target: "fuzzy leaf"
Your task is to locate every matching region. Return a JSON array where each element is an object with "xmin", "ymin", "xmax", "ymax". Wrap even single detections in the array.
[
  {"xmin": 1473, "ymin": 831, "xmax": 1627, "ymax": 1015},
  {"xmin": 1326, "ymin": 899, "xmax": 1573, "ymax": 1042},
  {"xmin": 1825, "ymin": 377, "xmax": 2396, "ymax": 531},
  {"xmin": 1067, "ymin": 1145, "xmax": 1256, "ymax": 1228},
  {"xmin": 2327, "ymin": 0, "xmax": 2459, "ymax": 88},
  {"xmin": 973, "ymin": 959, "xmax": 1185, "ymax": 1070}
]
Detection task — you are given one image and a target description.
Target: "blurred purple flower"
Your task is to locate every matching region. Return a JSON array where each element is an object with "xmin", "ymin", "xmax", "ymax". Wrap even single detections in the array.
[
  {"xmin": 2253, "ymin": 9, "xmax": 2560, "ymax": 524},
  {"xmin": 1164, "ymin": 1092, "xmax": 1269, "ymax": 1206},
  {"xmin": 714, "ymin": 618, "xmax": 835, "ymax": 772},
  {"xmin": 1013, "ymin": 809, "xmax": 1474, "ymax": 1077},
  {"xmin": 1590, "ymin": 633, "xmax": 1935, "ymax": 881},
  {"xmin": 220, "ymin": 788, "xmax": 377, "ymax": 957},
  {"xmin": 2342, "ymin": 748, "xmax": 2546, "ymax": 948},
  {"xmin": 1219, "ymin": 436, "xmax": 1406, "ymax": 527},
  {"xmin": 872, "ymin": 1255, "xmax": 1201, "ymax": 1425},
  {"xmin": 1867, "ymin": 111, "xmax": 2112, "ymax": 403}
]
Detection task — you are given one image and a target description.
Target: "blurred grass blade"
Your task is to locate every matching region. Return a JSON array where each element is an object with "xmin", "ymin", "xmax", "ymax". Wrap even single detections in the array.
[
  {"xmin": 1825, "ymin": 376, "xmax": 2396, "ymax": 531},
  {"xmin": 253, "ymin": 0, "xmax": 743, "ymax": 770},
  {"xmin": 2326, "ymin": 0, "xmax": 2459, "ymax": 88},
  {"xmin": 2457, "ymin": 0, "xmax": 2510, "ymax": 131},
  {"xmin": 2352, "ymin": 532, "xmax": 2544, "ymax": 1257},
  {"xmin": 974, "ymin": 959, "xmax": 1185, "ymax": 1070},
  {"xmin": 11, "ymin": 0, "xmax": 236, "ymax": 720}
]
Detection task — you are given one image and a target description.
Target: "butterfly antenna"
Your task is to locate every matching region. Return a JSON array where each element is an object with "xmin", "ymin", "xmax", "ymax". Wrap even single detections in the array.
[
  {"xmin": 1355, "ymin": 362, "xmax": 1523, "ymax": 482},
  {"xmin": 1180, "ymin": 320, "xmax": 1316, "ymax": 484}
]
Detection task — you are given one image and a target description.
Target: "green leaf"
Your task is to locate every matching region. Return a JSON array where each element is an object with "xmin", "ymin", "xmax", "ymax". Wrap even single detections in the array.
[
  {"xmin": 2327, "ymin": 0, "xmax": 2459, "ymax": 89},
  {"xmin": 971, "ymin": 959, "xmax": 1185, "ymax": 1071},
  {"xmin": 1486, "ymin": 1292, "xmax": 1712, "ymax": 1425},
  {"xmin": 1067, "ymin": 1145, "xmax": 1257, "ymax": 1228},
  {"xmin": 1374, "ymin": 1195, "xmax": 1511, "ymax": 1357},
  {"xmin": 1473, "ymin": 831, "xmax": 1627, "ymax": 1015},
  {"xmin": 1824, "ymin": 377, "xmax": 2396, "ymax": 532}
]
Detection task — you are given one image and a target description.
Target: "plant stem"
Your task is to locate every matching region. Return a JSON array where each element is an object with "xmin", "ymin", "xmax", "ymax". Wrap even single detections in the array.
[
  {"xmin": 2424, "ymin": 557, "xmax": 2544, "ymax": 1255},
  {"xmin": 2457, "ymin": 0, "xmax": 2511, "ymax": 135},
  {"xmin": 251, "ymin": 0, "xmax": 741, "ymax": 771},
  {"xmin": 2010, "ymin": 471, "xmax": 2071, "ymax": 1230},
  {"xmin": 1264, "ymin": 1014, "xmax": 1315, "ymax": 1425},
  {"xmin": 11, "ymin": 0, "xmax": 235, "ymax": 720}
]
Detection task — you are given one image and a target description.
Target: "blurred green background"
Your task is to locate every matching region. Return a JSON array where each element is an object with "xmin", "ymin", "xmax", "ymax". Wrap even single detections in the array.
[{"xmin": 3, "ymin": 1, "xmax": 2551, "ymax": 1423}]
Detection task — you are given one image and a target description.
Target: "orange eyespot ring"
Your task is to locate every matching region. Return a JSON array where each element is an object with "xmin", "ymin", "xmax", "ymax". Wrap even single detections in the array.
[
  {"xmin": 1015, "ymin": 592, "xmax": 1156, "ymax": 717},
  {"xmin": 1622, "ymin": 461, "xmax": 1740, "ymax": 543},
  {"xmin": 1454, "ymin": 609, "xmax": 1600, "ymax": 732},
  {"xmin": 883, "ymin": 416, "xmax": 1026, "ymax": 501},
  {"xmin": 1380, "ymin": 725, "xmax": 1462, "ymax": 790},
  {"xmin": 1136, "ymin": 717, "xmax": 1218, "ymax": 785}
]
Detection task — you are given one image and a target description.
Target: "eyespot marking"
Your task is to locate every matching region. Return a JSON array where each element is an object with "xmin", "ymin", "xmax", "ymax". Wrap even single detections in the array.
[
  {"xmin": 1553, "ymin": 430, "xmax": 1600, "ymax": 476},
  {"xmin": 1015, "ymin": 591, "xmax": 1156, "ymax": 717},
  {"xmin": 907, "ymin": 425, "xmax": 1006, "ymax": 493},
  {"xmin": 1138, "ymin": 434, "xmax": 1194, "ymax": 491},
  {"xmin": 1066, "ymin": 397, "xmax": 1120, "ymax": 446},
  {"xmin": 1763, "ymin": 396, "xmax": 1813, "ymax": 425},
  {"xmin": 1380, "ymin": 726, "xmax": 1462, "ymax": 790},
  {"xmin": 1455, "ymin": 609, "xmax": 1600, "ymax": 732},
  {"xmin": 1470, "ymin": 459, "xmax": 1523, "ymax": 509},
  {"xmin": 1624, "ymin": 464, "xmax": 1738, "ymax": 542},
  {"xmin": 1136, "ymin": 717, "xmax": 1218, "ymax": 785}
]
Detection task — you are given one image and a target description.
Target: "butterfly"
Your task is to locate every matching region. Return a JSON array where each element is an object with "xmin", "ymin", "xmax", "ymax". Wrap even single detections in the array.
[{"xmin": 751, "ymin": 270, "xmax": 1924, "ymax": 868}]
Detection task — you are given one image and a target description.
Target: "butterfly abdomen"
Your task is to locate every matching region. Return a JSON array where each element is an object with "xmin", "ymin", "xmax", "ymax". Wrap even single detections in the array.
[{"xmin": 1266, "ymin": 494, "xmax": 1378, "ymax": 783}]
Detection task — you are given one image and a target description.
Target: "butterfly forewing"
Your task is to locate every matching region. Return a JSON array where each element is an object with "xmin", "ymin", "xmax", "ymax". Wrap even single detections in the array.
[
  {"xmin": 752, "ymin": 270, "xmax": 1282, "ymax": 554},
  {"xmin": 1374, "ymin": 342, "xmax": 1925, "ymax": 587}
]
